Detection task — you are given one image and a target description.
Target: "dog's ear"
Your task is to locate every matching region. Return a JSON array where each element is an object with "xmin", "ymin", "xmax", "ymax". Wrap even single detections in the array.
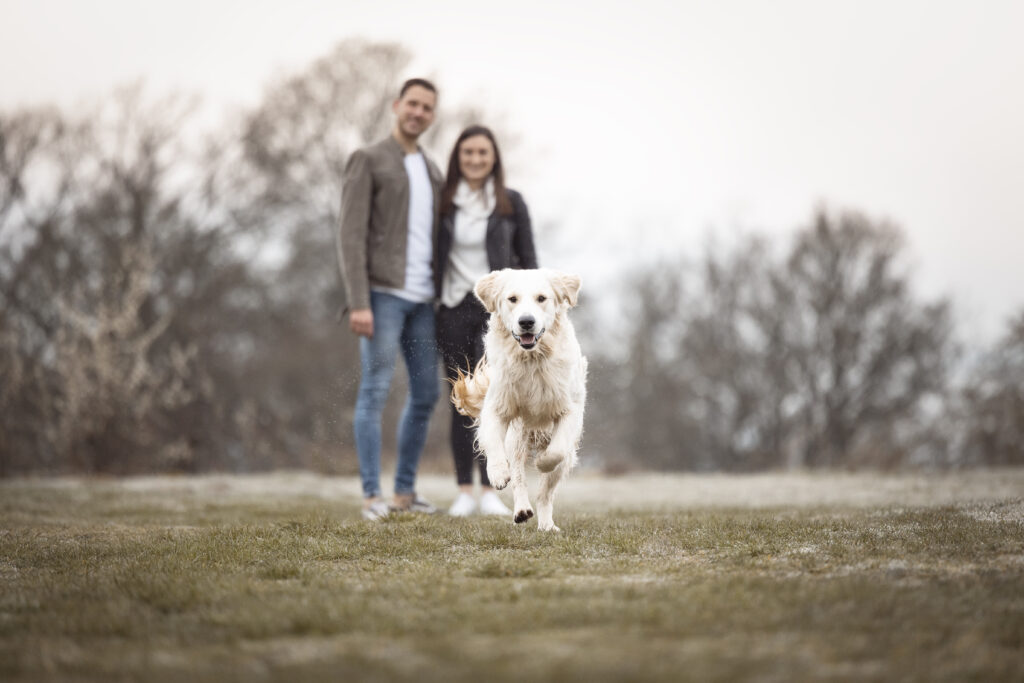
[
  {"xmin": 474, "ymin": 270, "xmax": 505, "ymax": 313},
  {"xmin": 547, "ymin": 270, "xmax": 582, "ymax": 308}
]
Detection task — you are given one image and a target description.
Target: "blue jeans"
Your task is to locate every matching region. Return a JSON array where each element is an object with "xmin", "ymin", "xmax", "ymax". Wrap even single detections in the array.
[{"xmin": 354, "ymin": 291, "xmax": 440, "ymax": 499}]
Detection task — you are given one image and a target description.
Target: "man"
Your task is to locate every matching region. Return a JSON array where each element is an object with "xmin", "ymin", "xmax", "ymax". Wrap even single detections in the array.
[{"xmin": 337, "ymin": 78, "xmax": 443, "ymax": 520}]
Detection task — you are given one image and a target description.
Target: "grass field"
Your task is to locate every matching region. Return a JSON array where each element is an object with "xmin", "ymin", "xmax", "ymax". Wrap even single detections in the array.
[{"xmin": 2, "ymin": 470, "xmax": 1023, "ymax": 682}]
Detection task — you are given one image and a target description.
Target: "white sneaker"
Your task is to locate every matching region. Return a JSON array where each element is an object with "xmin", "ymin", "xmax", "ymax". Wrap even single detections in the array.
[
  {"xmin": 448, "ymin": 492, "xmax": 477, "ymax": 517},
  {"xmin": 479, "ymin": 490, "xmax": 512, "ymax": 516},
  {"xmin": 361, "ymin": 500, "xmax": 391, "ymax": 522}
]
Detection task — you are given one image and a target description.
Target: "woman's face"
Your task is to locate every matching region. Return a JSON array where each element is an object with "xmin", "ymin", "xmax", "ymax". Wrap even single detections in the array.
[{"xmin": 458, "ymin": 134, "xmax": 496, "ymax": 186}]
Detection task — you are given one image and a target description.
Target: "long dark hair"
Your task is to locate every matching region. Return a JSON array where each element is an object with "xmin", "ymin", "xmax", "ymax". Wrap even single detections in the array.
[{"xmin": 441, "ymin": 125, "xmax": 514, "ymax": 216}]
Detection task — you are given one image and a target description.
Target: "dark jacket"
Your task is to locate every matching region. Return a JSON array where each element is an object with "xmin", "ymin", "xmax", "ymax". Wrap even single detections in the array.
[
  {"xmin": 337, "ymin": 136, "xmax": 444, "ymax": 312},
  {"xmin": 433, "ymin": 188, "xmax": 539, "ymax": 299}
]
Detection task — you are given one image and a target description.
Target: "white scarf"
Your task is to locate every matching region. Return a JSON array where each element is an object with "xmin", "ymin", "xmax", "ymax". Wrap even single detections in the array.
[
  {"xmin": 443, "ymin": 178, "xmax": 496, "ymax": 307},
  {"xmin": 453, "ymin": 178, "xmax": 496, "ymax": 220}
]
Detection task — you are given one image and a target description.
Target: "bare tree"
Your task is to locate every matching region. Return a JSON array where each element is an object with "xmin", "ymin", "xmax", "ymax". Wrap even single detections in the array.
[
  {"xmin": 0, "ymin": 107, "xmax": 77, "ymax": 473},
  {"xmin": 606, "ymin": 238, "xmax": 795, "ymax": 471},
  {"xmin": 0, "ymin": 88, "xmax": 259, "ymax": 475},
  {"xmin": 960, "ymin": 310, "xmax": 1024, "ymax": 466},
  {"xmin": 596, "ymin": 208, "xmax": 957, "ymax": 471},
  {"xmin": 674, "ymin": 237, "xmax": 794, "ymax": 470},
  {"xmin": 779, "ymin": 209, "xmax": 956, "ymax": 467},
  {"xmin": 617, "ymin": 262, "xmax": 693, "ymax": 468}
]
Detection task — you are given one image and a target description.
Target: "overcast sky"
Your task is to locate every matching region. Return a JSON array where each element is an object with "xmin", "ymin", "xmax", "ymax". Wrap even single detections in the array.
[{"xmin": 3, "ymin": 0, "xmax": 1022, "ymax": 341}]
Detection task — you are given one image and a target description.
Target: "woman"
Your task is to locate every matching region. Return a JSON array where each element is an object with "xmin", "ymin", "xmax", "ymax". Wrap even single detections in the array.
[{"xmin": 435, "ymin": 125, "xmax": 538, "ymax": 516}]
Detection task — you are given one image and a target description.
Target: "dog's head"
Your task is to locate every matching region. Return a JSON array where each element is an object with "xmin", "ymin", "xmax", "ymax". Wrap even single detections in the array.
[{"xmin": 474, "ymin": 268, "xmax": 582, "ymax": 351}]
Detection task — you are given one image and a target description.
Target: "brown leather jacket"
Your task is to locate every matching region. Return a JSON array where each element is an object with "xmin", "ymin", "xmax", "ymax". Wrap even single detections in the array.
[{"xmin": 337, "ymin": 136, "xmax": 443, "ymax": 312}]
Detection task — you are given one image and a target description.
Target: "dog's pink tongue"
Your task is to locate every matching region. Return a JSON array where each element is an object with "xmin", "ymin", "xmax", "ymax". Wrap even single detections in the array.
[{"xmin": 519, "ymin": 334, "xmax": 536, "ymax": 345}]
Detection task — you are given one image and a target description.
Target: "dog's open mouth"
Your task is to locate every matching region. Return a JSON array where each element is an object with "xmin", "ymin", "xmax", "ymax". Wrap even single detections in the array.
[{"xmin": 513, "ymin": 329, "xmax": 545, "ymax": 350}]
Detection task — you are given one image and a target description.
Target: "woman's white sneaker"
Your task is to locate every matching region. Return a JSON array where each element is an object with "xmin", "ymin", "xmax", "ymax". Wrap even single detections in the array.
[
  {"xmin": 448, "ymin": 492, "xmax": 477, "ymax": 517},
  {"xmin": 479, "ymin": 490, "xmax": 512, "ymax": 516}
]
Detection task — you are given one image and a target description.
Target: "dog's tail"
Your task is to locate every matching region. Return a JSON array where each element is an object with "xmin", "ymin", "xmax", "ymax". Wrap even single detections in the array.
[{"xmin": 449, "ymin": 358, "xmax": 490, "ymax": 418}]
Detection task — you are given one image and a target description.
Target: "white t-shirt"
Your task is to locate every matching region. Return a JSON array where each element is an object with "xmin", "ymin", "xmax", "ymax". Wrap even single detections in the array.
[{"xmin": 374, "ymin": 152, "xmax": 435, "ymax": 303}]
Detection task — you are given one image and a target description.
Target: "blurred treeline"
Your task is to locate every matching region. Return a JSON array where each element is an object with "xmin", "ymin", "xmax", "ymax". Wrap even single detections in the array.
[
  {"xmin": 582, "ymin": 222, "xmax": 1024, "ymax": 471},
  {"xmin": 1, "ymin": 40, "xmax": 1022, "ymax": 476}
]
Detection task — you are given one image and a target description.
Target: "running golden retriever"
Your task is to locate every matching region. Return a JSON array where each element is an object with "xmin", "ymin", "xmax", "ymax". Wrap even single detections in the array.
[{"xmin": 451, "ymin": 268, "xmax": 587, "ymax": 531}]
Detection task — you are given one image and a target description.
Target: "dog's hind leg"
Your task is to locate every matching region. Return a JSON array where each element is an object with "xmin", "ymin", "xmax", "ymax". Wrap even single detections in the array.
[
  {"xmin": 506, "ymin": 422, "xmax": 534, "ymax": 524},
  {"xmin": 536, "ymin": 462, "xmax": 567, "ymax": 532},
  {"xmin": 535, "ymin": 403, "xmax": 584, "ymax": 474}
]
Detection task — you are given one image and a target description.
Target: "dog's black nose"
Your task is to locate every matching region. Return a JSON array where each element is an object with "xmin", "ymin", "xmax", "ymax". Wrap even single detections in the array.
[{"xmin": 519, "ymin": 315, "xmax": 535, "ymax": 330}]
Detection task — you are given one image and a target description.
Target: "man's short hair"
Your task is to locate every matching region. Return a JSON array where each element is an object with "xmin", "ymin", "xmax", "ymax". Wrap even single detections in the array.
[{"xmin": 399, "ymin": 78, "xmax": 437, "ymax": 99}]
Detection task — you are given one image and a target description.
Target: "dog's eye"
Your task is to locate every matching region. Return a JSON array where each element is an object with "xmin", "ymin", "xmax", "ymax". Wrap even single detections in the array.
[
  {"xmin": 508, "ymin": 296, "xmax": 518, "ymax": 304},
  {"xmin": 537, "ymin": 295, "xmax": 547, "ymax": 303}
]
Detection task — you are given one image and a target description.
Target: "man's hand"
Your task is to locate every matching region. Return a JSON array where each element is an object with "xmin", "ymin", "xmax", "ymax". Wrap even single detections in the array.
[{"xmin": 349, "ymin": 308, "xmax": 374, "ymax": 338}]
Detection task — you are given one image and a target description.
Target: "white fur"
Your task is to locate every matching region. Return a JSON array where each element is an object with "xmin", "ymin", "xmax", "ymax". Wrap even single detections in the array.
[{"xmin": 456, "ymin": 268, "xmax": 587, "ymax": 532}]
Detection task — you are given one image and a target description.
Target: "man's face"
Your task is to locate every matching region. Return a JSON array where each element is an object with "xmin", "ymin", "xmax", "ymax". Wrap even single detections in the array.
[{"xmin": 393, "ymin": 85, "xmax": 436, "ymax": 140}]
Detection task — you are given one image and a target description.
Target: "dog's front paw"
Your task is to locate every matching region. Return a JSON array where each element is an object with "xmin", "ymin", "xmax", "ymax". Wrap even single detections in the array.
[
  {"xmin": 537, "ymin": 520, "xmax": 560, "ymax": 532},
  {"xmin": 535, "ymin": 450, "xmax": 565, "ymax": 473},
  {"xmin": 514, "ymin": 507, "xmax": 534, "ymax": 524},
  {"xmin": 487, "ymin": 462, "xmax": 511, "ymax": 490}
]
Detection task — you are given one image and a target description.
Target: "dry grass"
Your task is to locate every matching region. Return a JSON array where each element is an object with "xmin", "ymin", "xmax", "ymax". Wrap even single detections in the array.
[{"xmin": 1, "ymin": 470, "xmax": 1023, "ymax": 682}]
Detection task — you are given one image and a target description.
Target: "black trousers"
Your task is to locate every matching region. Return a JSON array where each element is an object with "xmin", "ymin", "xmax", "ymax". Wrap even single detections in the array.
[{"xmin": 436, "ymin": 293, "xmax": 491, "ymax": 487}]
